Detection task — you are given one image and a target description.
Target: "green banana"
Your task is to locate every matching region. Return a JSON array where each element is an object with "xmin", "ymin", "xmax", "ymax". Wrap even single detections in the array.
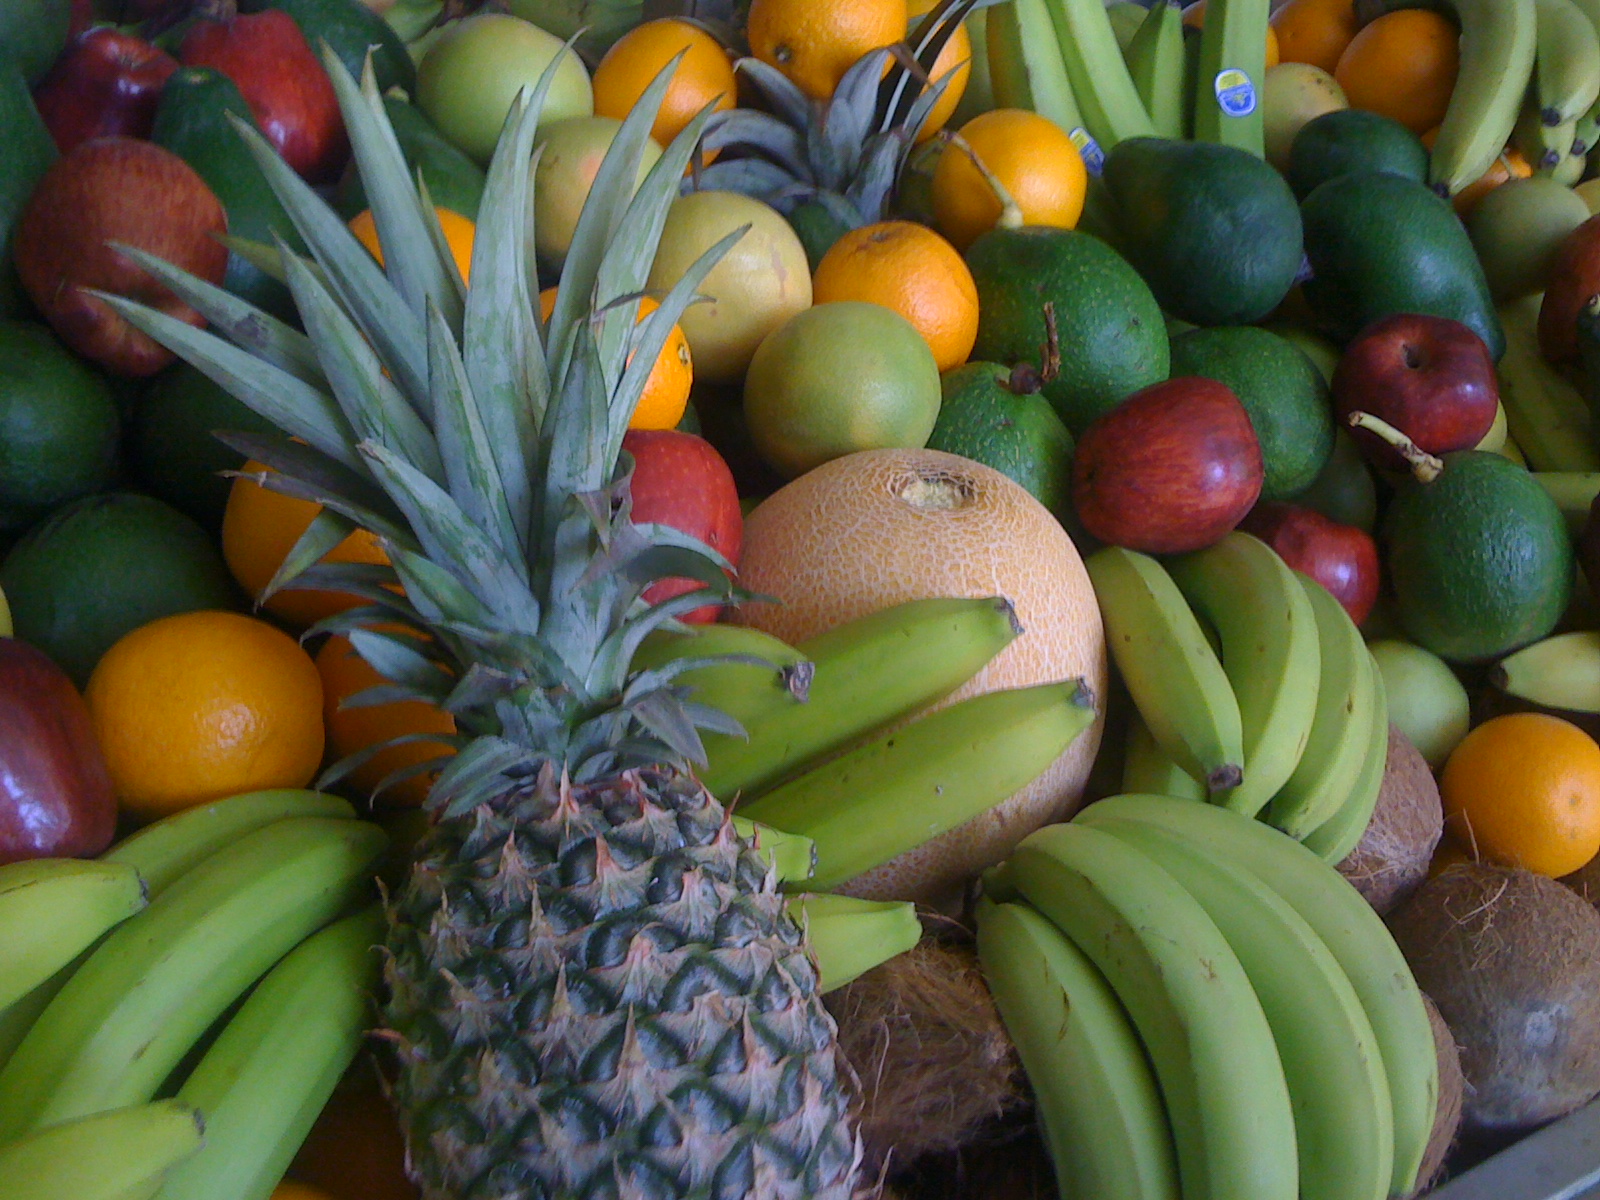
[
  {"xmin": 0, "ymin": 1100, "xmax": 204, "ymax": 1200},
  {"xmin": 741, "ymin": 679, "xmax": 1097, "ymax": 891},
  {"xmin": 786, "ymin": 894, "xmax": 921, "ymax": 992},
  {"xmin": 1574, "ymin": 99, "xmax": 1600, "ymax": 156},
  {"xmin": 1498, "ymin": 295, "xmax": 1600, "ymax": 471},
  {"xmin": 1531, "ymin": 470, "xmax": 1600, "ymax": 533},
  {"xmin": 0, "ymin": 860, "xmax": 146, "ymax": 1011},
  {"xmin": 0, "ymin": 816, "xmax": 387, "ymax": 1137},
  {"xmin": 151, "ymin": 906, "xmax": 382, "ymax": 1200},
  {"xmin": 1192, "ymin": 0, "xmax": 1269, "ymax": 155},
  {"xmin": 0, "ymin": 951, "xmax": 91, "ymax": 1073},
  {"xmin": 629, "ymin": 622, "xmax": 811, "ymax": 735},
  {"xmin": 1086, "ymin": 545, "xmax": 1244, "ymax": 796},
  {"xmin": 1120, "ymin": 709, "xmax": 1207, "ymax": 801},
  {"xmin": 1435, "ymin": 0, "xmax": 1540, "ymax": 194},
  {"xmin": 975, "ymin": 897, "xmax": 1180, "ymax": 1200},
  {"xmin": 1300, "ymin": 670, "xmax": 1390, "ymax": 864},
  {"xmin": 1492, "ymin": 629, "xmax": 1600, "ymax": 711},
  {"xmin": 988, "ymin": 0, "xmax": 1105, "ymax": 172},
  {"xmin": 1514, "ymin": 88, "xmax": 1577, "ymax": 172},
  {"xmin": 1267, "ymin": 576, "xmax": 1381, "ymax": 839},
  {"xmin": 102, "ymin": 789, "xmax": 357, "ymax": 900},
  {"xmin": 1097, "ymin": 821, "xmax": 1394, "ymax": 1200},
  {"xmin": 1044, "ymin": 0, "xmax": 1158, "ymax": 150},
  {"xmin": 1535, "ymin": 0, "xmax": 1600, "ymax": 124},
  {"xmin": 704, "ymin": 596, "xmax": 1022, "ymax": 802},
  {"xmin": 1125, "ymin": 1, "xmax": 1188, "ymax": 141},
  {"xmin": 732, "ymin": 817, "xmax": 816, "ymax": 884},
  {"xmin": 1076, "ymin": 795, "xmax": 1439, "ymax": 1196},
  {"xmin": 1547, "ymin": 139, "xmax": 1589, "ymax": 181},
  {"xmin": 1167, "ymin": 532, "xmax": 1321, "ymax": 817},
  {"xmin": 987, "ymin": 822, "xmax": 1297, "ymax": 1200}
]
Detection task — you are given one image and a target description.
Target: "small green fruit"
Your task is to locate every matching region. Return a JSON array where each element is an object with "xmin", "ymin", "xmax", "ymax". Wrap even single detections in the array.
[{"xmin": 1368, "ymin": 639, "xmax": 1471, "ymax": 770}]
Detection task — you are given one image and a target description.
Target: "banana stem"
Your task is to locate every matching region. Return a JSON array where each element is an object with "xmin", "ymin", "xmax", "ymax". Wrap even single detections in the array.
[
  {"xmin": 1347, "ymin": 411, "xmax": 1444, "ymax": 482},
  {"xmin": 940, "ymin": 131, "xmax": 1026, "ymax": 231}
]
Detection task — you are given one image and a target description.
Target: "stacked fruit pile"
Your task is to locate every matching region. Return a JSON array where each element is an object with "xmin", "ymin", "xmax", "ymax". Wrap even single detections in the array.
[{"xmin": 10, "ymin": 0, "xmax": 1600, "ymax": 1196}]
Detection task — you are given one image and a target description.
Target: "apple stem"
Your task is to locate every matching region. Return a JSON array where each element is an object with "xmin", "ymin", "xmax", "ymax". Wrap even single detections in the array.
[
  {"xmin": 939, "ymin": 131, "xmax": 1025, "ymax": 231},
  {"xmin": 1347, "ymin": 410, "xmax": 1444, "ymax": 482}
]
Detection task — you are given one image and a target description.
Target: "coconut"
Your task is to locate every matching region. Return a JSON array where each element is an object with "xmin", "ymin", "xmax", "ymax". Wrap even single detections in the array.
[
  {"xmin": 1413, "ymin": 992, "xmax": 1466, "ymax": 1196},
  {"xmin": 1387, "ymin": 862, "xmax": 1600, "ymax": 1135},
  {"xmin": 735, "ymin": 449, "xmax": 1107, "ymax": 902},
  {"xmin": 1338, "ymin": 724, "xmax": 1444, "ymax": 914},
  {"xmin": 1561, "ymin": 850, "xmax": 1600, "ymax": 907}
]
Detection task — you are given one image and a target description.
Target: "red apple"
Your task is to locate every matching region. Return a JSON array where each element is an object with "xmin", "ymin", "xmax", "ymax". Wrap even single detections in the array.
[
  {"xmin": 0, "ymin": 637, "xmax": 117, "ymax": 864},
  {"xmin": 1072, "ymin": 377, "xmax": 1264, "ymax": 554},
  {"xmin": 32, "ymin": 27, "xmax": 178, "ymax": 155},
  {"xmin": 179, "ymin": 8, "xmax": 346, "ymax": 183},
  {"xmin": 625, "ymin": 429, "xmax": 742, "ymax": 624},
  {"xmin": 67, "ymin": 0, "xmax": 94, "ymax": 38},
  {"xmin": 1240, "ymin": 501, "xmax": 1382, "ymax": 626},
  {"xmin": 1333, "ymin": 313, "xmax": 1498, "ymax": 471},
  {"xmin": 14, "ymin": 136, "xmax": 228, "ymax": 377}
]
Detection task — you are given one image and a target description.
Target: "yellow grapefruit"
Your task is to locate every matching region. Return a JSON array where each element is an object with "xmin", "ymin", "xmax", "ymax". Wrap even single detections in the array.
[{"xmin": 734, "ymin": 448, "xmax": 1107, "ymax": 903}]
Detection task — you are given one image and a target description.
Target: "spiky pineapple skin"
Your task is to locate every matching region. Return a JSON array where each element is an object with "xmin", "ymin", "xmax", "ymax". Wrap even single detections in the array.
[{"xmin": 384, "ymin": 763, "xmax": 860, "ymax": 1199}]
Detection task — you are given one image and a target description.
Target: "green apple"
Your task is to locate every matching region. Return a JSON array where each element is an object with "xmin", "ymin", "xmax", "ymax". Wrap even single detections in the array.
[
  {"xmin": 417, "ymin": 13, "xmax": 592, "ymax": 167},
  {"xmin": 532, "ymin": 117, "xmax": 661, "ymax": 269},
  {"xmin": 1368, "ymin": 639, "xmax": 1471, "ymax": 771}
]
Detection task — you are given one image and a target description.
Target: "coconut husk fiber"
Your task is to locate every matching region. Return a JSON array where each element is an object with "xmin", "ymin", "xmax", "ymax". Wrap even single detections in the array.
[
  {"xmin": 1338, "ymin": 724, "xmax": 1443, "ymax": 915},
  {"xmin": 1412, "ymin": 992, "xmax": 1466, "ymax": 1197},
  {"xmin": 827, "ymin": 936, "xmax": 1027, "ymax": 1179}
]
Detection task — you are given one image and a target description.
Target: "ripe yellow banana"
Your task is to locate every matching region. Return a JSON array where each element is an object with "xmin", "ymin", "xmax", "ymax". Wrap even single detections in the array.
[
  {"xmin": 1192, "ymin": 0, "xmax": 1269, "ymax": 155},
  {"xmin": 975, "ymin": 897, "xmax": 1180, "ymax": 1200},
  {"xmin": 989, "ymin": 822, "xmax": 1298, "ymax": 1200},
  {"xmin": 1531, "ymin": 470, "xmax": 1600, "ymax": 533},
  {"xmin": 787, "ymin": 894, "xmax": 921, "ymax": 992},
  {"xmin": 741, "ymin": 679, "xmax": 1096, "ymax": 891},
  {"xmin": 1498, "ymin": 295, "xmax": 1600, "ymax": 471},
  {"xmin": 1077, "ymin": 795, "xmax": 1438, "ymax": 1196},
  {"xmin": 1534, "ymin": 0, "xmax": 1600, "ymax": 124},
  {"xmin": 1096, "ymin": 821, "xmax": 1394, "ymax": 1200},
  {"xmin": 0, "ymin": 860, "xmax": 146, "ymax": 1011},
  {"xmin": 0, "ymin": 1100, "xmax": 204, "ymax": 1200},
  {"xmin": 1492, "ymin": 630, "xmax": 1600, "ymax": 711},
  {"xmin": 1421, "ymin": 0, "xmax": 1538, "ymax": 195},
  {"xmin": 1167, "ymin": 532, "xmax": 1321, "ymax": 817}
]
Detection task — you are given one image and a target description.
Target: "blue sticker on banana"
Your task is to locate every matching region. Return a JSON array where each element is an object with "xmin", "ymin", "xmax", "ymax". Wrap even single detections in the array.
[
  {"xmin": 1214, "ymin": 69, "xmax": 1257, "ymax": 117},
  {"xmin": 1069, "ymin": 128, "xmax": 1105, "ymax": 176}
]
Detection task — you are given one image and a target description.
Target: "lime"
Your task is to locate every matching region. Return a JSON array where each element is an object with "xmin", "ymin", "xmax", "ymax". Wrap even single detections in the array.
[
  {"xmin": 742, "ymin": 302, "xmax": 942, "ymax": 479},
  {"xmin": 1, "ymin": 492, "xmax": 240, "ymax": 685},
  {"xmin": 926, "ymin": 362, "xmax": 1074, "ymax": 518},
  {"xmin": 130, "ymin": 364, "xmax": 278, "ymax": 533},
  {"xmin": 0, "ymin": 321, "xmax": 119, "ymax": 525}
]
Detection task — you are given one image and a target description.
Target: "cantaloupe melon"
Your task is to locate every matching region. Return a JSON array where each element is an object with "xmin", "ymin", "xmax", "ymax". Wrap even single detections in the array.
[{"xmin": 734, "ymin": 448, "xmax": 1107, "ymax": 902}]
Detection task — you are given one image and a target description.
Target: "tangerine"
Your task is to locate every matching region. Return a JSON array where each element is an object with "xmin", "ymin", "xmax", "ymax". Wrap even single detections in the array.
[
  {"xmin": 907, "ymin": 0, "xmax": 972, "ymax": 142},
  {"xmin": 931, "ymin": 109, "xmax": 1087, "ymax": 251},
  {"xmin": 1335, "ymin": 8, "xmax": 1459, "ymax": 135},
  {"xmin": 349, "ymin": 206, "xmax": 476, "ymax": 283},
  {"xmin": 746, "ymin": 0, "xmax": 908, "ymax": 101},
  {"xmin": 85, "ymin": 610, "xmax": 325, "ymax": 821},
  {"xmin": 592, "ymin": 18, "xmax": 736, "ymax": 149},
  {"xmin": 1423, "ymin": 127, "xmax": 1533, "ymax": 216},
  {"xmin": 538, "ymin": 289, "xmax": 692, "ymax": 429},
  {"xmin": 1271, "ymin": 0, "xmax": 1361, "ymax": 75}
]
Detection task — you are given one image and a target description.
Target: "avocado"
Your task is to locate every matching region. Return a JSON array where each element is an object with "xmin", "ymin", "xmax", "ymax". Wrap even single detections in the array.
[
  {"xmin": 965, "ymin": 226, "xmax": 1168, "ymax": 436},
  {"xmin": 0, "ymin": 56, "xmax": 56, "ymax": 319},
  {"xmin": 1301, "ymin": 170, "xmax": 1504, "ymax": 359},
  {"xmin": 927, "ymin": 361, "xmax": 1075, "ymax": 518},
  {"xmin": 151, "ymin": 68, "xmax": 303, "ymax": 322},
  {"xmin": 240, "ymin": 0, "xmax": 415, "ymax": 96},
  {"xmin": 1287, "ymin": 429, "xmax": 1378, "ymax": 531},
  {"xmin": 334, "ymin": 94, "xmax": 486, "ymax": 221},
  {"xmin": 1168, "ymin": 325, "xmax": 1334, "ymax": 499},
  {"xmin": 0, "ymin": 0, "xmax": 70, "ymax": 84},
  {"xmin": 1383, "ymin": 450, "xmax": 1572, "ymax": 663},
  {"xmin": 1286, "ymin": 108, "xmax": 1429, "ymax": 200},
  {"xmin": 1103, "ymin": 136, "xmax": 1304, "ymax": 327}
]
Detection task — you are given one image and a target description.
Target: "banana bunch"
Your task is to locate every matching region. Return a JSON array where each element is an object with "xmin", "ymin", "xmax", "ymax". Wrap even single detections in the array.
[
  {"xmin": 1500, "ymin": 296, "xmax": 1600, "ymax": 472},
  {"xmin": 636, "ymin": 596, "xmax": 1098, "ymax": 891},
  {"xmin": 978, "ymin": 794, "xmax": 1439, "ymax": 1200},
  {"xmin": 0, "ymin": 789, "xmax": 389, "ymax": 1200},
  {"xmin": 1088, "ymin": 532, "xmax": 1389, "ymax": 863}
]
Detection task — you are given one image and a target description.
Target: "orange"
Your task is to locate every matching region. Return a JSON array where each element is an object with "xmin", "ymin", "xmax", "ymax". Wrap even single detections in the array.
[
  {"xmin": 292, "ymin": 1064, "xmax": 418, "ymax": 1200},
  {"xmin": 1271, "ymin": 0, "xmax": 1360, "ymax": 75},
  {"xmin": 907, "ymin": 0, "xmax": 972, "ymax": 143},
  {"xmin": 85, "ymin": 610, "xmax": 325, "ymax": 821},
  {"xmin": 538, "ymin": 289, "xmax": 692, "ymax": 430},
  {"xmin": 1439, "ymin": 712, "xmax": 1600, "ymax": 878},
  {"xmin": 349, "ymin": 206, "xmax": 476, "ymax": 284},
  {"xmin": 1182, "ymin": 1, "xmax": 1282, "ymax": 68},
  {"xmin": 746, "ymin": 0, "xmax": 908, "ymax": 101},
  {"xmin": 221, "ymin": 462, "xmax": 390, "ymax": 630},
  {"xmin": 316, "ymin": 631, "xmax": 456, "ymax": 809},
  {"xmin": 811, "ymin": 220, "xmax": 979, "ymax": 371},
  {"xmin": 1423, "ymin": 127, "xmax": 1533, "ymax": 216},
  {"xmin": 931, "ymin": 108, "xmax": 1087, "ymax": 251},
  {"xmin": 1334, "ymin": 8, "xmax": 1459, "ymax": 135},
  {"xmin": 273, "ymin": 1185, "xmax": 339, "ymax": 1200},
  {"xmin": 592, "ymin": 18, "xmax": 737, "ymax": 150}
]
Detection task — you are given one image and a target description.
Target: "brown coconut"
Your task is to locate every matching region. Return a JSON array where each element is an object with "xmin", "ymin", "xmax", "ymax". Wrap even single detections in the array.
[
  {"xmin": 1388, "ymin": 862, "xmax": 1600, "ymax": 1135},
  {"xmin": 734, "ymin": 449, "xmax": 1107, "ymax": 902},
  {"xmin": 1338, "ymin": 724, "xmax": 1444, "ymax": 914},
  {"xmin": 1413, "ymin": 992, "xmax": 1466, "ymax": 1196}
]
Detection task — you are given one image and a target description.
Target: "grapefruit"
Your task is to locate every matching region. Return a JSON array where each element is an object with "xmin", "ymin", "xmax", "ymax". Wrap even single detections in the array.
[{"xmin": 734, "ymin": 448, "xmax": 1106, "ymax": 903}]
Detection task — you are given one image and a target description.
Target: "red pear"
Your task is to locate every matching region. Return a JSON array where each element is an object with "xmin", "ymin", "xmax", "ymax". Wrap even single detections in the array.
[
  {"xmin": 14, "ymin": 136, "xmax": 228, "ymax": 377},
  {"xmin": 32, "ymin": 27, "xmax": 178, "ymax": 154},
  {"xmin": 625, "ymin": 429, "xmax": 743, "ymax": 624},
  {"xmin": 1241, "ymin": 501, "xmax": 1382, "ymax": 626}
]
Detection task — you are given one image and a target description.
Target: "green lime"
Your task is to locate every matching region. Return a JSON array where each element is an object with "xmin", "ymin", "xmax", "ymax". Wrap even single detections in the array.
[
  {"xmin": 130, "ymin": 364, "xmax": 278, "ymax": 533},
  {"xmin": 1, "ymin": 492, "xmax": 241, "ymax": 686},
  {"xmin": 926, "ymin": 362, "xmax": 1074, "ymax": 518},
  {"xmin": 742, "ymin": 301, "xmax": 942, "ymax": 479},
  {"xmin": 0, "ymin": 322, "xmax": 120, "ymax": 524}
]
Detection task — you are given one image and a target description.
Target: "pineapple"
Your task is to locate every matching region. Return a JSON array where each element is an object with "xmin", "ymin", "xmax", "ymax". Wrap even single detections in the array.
[{"xmin": 106, "ymin": 53, "xmax": 861, "ymax": 1199}]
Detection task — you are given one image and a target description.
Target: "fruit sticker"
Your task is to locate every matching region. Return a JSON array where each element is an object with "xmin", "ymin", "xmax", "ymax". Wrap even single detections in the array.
[
  {"xmin": 1069, "ymin": 127, "xmax": 1106, "ymax": 176},
  {"xmin": 1214, "ymin": 68, "xmax": 1258, "ymax": 118}
]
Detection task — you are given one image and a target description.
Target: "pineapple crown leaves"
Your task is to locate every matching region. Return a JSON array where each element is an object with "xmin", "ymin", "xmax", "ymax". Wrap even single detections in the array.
[
  {"xmin": 100, "ymin": 45, "xmax": 761, "ymax": 812},
  {"xmin": 690, "ymin": 0, "xmax": 981, "ymax": 225}
]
